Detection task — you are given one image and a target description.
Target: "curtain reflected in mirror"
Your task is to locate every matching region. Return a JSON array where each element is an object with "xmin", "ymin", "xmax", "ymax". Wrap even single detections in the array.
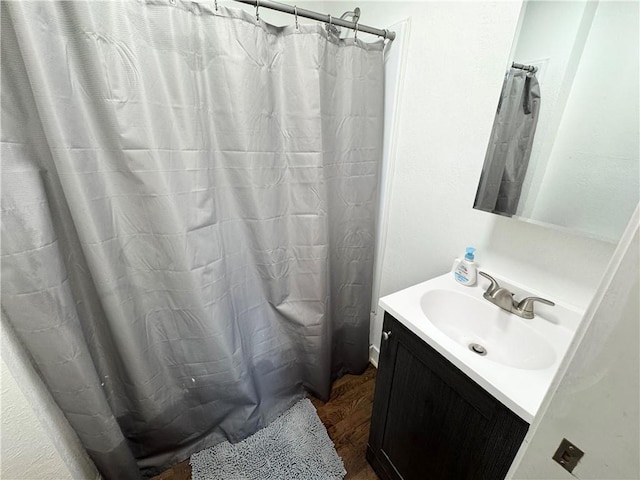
[
  {"xmin": 473, "ymin": 0, "xmax": 638, "ymax": 243},
  {"xmin": 474, "ymin": 66, "xmax": 541, "ymax": 216}
]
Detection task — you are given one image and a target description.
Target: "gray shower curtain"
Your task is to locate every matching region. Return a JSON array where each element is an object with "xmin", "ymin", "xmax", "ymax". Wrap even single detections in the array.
[
  {"xmin": 0, "ymin": 1, "xmax": 384, "ymax": 478},
  {"xmin": 474, "ymin": 67, "xmax": 540, "ymax": 216}
]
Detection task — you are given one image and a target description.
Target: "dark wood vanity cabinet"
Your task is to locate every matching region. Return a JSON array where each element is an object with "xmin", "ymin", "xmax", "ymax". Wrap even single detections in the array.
[{"xmin": 367, "ymin": 312, "xmax": 529, "ymax": 480}]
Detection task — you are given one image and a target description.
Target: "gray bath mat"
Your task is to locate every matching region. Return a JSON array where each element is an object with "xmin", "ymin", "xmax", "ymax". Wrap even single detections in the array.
[{"xmin": 190, "ymin": 398, "xmax": 346, "ymax": 480}]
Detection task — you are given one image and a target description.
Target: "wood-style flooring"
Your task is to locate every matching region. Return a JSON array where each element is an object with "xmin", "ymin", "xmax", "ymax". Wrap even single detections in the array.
[{"xmin": 152, "ymin": 364, "xmax": 379, "ymax": 480}]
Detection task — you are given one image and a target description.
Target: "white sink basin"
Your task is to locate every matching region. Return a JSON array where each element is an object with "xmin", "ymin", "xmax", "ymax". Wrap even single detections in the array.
[
  {"xmin": 379, "ymin": 272, "xmax": 583, "ymax": 421},
  {"xmin": 420, "ymin": 289, "xmax": 556, "ymax": 370}
]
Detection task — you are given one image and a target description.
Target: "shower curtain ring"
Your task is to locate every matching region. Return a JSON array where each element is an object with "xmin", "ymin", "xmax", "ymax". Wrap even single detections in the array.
[
  {"xmin": 294, "ymin": 6, "xmax": 299, "ymax": 30},
  {"xmin": 255, "ymin": 0, "xmax": 260, "ymax": 22},
  {"xmin": 214, "ymin": 0, "xmax": 218, "ymax": 11},
  {"xmin": 354, "ymin": 18, "xmax": 359, "ymax": 40},
  {"xmin": 326, "ymin": 14, "xmax": 332, "ymax": 34}
]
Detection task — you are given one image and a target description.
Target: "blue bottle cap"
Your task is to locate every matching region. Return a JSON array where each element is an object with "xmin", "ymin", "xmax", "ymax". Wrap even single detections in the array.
[{"xmin": 465, "ymin": 247, "xmax": 475, "ymax": 261}]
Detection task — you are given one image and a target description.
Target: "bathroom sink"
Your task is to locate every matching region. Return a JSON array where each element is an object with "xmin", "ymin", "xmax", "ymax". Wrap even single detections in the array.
[
  {"xmin": 379, "ymin": 271, "xmax": 582, "ymax": 421},
  {"xmin": 420, "ymin": 289, "xmax": 556, "ymax": 370}
]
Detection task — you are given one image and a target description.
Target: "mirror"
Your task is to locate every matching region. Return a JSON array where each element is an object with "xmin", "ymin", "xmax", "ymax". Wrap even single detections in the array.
[{"xmin": 474, "ymin": 0, "xmax": 639, "ymax": 243}]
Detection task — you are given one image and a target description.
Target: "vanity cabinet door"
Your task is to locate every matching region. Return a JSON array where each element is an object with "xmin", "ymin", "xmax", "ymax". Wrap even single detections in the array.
[{"xmin": 366, "ymin": 313, "xmax": 529, "ymax": 480}]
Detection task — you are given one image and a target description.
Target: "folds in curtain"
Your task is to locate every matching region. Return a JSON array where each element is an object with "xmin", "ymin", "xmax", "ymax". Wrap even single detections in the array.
[
  {"xmin": 474, "ymin": 67, "xmax": 541, "ymax": 216},
  {"xmin": 0, "ymin": 1, "xmax": 384, "ymax": 478}
]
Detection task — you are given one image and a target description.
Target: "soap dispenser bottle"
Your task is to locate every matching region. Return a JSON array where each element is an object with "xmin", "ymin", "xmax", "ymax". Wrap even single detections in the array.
[{"xmin": 454, "ymin": 247, "xmax": 477, "ymax": 286}]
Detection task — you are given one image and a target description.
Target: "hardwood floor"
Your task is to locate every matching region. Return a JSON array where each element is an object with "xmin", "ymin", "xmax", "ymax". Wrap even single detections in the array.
[
  {"xmin": 152, "ymin": 364, "xmax": 379, "ymax": 480},
  {"xmin": 311, "ymin": 364, "xmax": 379, "ymax": 480}
]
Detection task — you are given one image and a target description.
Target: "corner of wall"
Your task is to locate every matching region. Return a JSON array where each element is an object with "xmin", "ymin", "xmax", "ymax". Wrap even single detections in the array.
[
  {"xmin": 1, "ymin": 320, "xmax": 100, "ymax": 480},
  {"xmin": 368, "ymin": 344, "xmax": 380, "ymax": 368}
]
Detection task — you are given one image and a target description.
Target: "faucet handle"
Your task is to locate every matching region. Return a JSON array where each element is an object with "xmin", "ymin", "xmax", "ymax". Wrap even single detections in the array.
[
  {"xmin": 516, "ymin": 296, "xmax": 555, "ymax": 319},
  {"xmin": 478, "ymin": 271, "xmax": 500, "ymax": 295}
]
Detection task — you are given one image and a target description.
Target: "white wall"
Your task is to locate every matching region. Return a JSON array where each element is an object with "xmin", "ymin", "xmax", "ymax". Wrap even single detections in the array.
[
  {"xmin": 1, "ymin": 323, "xmax": 100, "ymax": 480},
  {"xmin": 510, "ymin": 209, "xmax": 639, "ymax": 480},
  {"xmin": 531, "ymin": 1, "xmax": 639, "ymax": 242},
  {"xmin": 360, "ymin": 1, "xmax": 616, "ymax": 359},
  {"xmin": 369, "ymin": 17, "xmax": 412, "ymax": 361},
  {"xmin": 1, "ymin": 359, "xmax": 74, "ymax": 480}
]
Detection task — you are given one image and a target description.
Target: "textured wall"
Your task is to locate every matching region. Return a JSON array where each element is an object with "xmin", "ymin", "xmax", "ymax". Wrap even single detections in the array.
[
  {"xmin": 1, "ymin": 322, "xmax": 100, "ymax": 480},
  {"xmin": 1, "ymin": 359, "xmax": 74, "ymax": 480}
]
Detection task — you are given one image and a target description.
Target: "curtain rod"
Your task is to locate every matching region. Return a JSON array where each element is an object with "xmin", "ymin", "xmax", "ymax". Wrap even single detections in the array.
[
  {"xmin": 232, "ymin": 0, "xmax": 396, "ymax": 40},
  {"xmin": 512, "ymin": 62, "xmax": 537, "ymax": 73}
]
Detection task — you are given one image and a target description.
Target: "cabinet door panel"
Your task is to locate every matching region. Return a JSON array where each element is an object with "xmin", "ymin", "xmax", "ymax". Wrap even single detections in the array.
[
  {"xmin": 382, "ymin": 332, "xmax": 492, "ymax": 479},
  {"xmin": 368, "ymin": 313, "xmax": 529, "ymax": 480}
]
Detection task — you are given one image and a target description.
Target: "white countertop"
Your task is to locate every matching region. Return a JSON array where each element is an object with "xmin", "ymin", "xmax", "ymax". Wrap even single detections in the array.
[{"xmin": 379, "ymin": 272, "xmax": 584, "ymax": 422}]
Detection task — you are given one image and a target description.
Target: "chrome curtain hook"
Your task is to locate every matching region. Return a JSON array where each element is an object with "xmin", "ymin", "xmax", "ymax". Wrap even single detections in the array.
[
  {"xmin": 294, "ymin": 6, "xmax": 299, "ymax": 30},
  {"xmin": 326, "ymin": 14, "xmax": 332, "ymax": 33},
  {"xmin": 214, "ymin": 0, "xmax": 218, "ymax": 11},
  {"xmin": 255, "ymin": 0, "xmax": 260, "ymax": 22},
  {"xmin": 354, "ymin": 18, "xmax": 359, "ymax": 40}
]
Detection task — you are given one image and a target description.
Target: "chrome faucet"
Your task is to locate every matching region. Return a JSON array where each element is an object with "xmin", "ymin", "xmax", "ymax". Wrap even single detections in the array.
[{"xmin": 478, "ymin": 271, "xmax": 555, "ymax": 319}]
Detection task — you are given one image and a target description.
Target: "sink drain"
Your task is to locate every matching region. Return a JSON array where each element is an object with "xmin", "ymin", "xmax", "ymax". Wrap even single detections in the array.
[{"xmin": 468, "ymin": 343, "xmax": 487, "ymax": 356}]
